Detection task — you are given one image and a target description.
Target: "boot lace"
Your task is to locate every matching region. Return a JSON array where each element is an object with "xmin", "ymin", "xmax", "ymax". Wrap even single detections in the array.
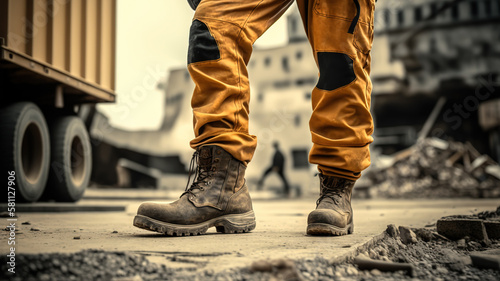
[
  {"xmin": 182, "ymin": 150, "xmax": 213, "ymax": 198},
  {"xmin": 316, "ymin": 176, "xmax": 349, "ymax": 206}
]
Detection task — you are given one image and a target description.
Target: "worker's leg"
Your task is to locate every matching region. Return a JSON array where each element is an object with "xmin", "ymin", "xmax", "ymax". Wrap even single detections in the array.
[
  {"xmin": 189, "ymin": 0, "xmax": 295, "ymax": 164},
  {"xmin": 277, "ymin": 168, "xmax": 291, "ymax": 195},
  {"xmin": 257, "ymin": 166, "xmax": 274, "ymax": 190},
  {"xmin": 297, "ymin": 0, "xmax": 375, "ymax": 181},
  {"xmin": 134, "ymin": 0, "xmax": 295, "ymax": 236},
  {"xmin": 296, "ymin": 0, "xmax": 375, "ymax": 236}
]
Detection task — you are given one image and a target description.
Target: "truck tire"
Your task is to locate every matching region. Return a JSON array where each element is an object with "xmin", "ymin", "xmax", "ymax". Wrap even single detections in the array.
[
  {"xmin": 45, "ymin": 116, "xmax": 92, "ymax": 202},
  {"xmin": 0, "ymin": 102, "xmax": 50, "ymax": 202}
]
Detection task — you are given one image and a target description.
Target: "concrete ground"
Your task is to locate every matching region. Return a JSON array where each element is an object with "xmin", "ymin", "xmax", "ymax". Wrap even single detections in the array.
[{"xmin": 2, "ymin": 189, "xmax": 499, "ymax": 274}]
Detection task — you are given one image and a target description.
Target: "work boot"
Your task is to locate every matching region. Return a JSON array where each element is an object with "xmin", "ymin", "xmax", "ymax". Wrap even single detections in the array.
[
  {"xmin": 133, "ymin": 145, "xmax": 256, "ymax": 236},
  {"xmin": 307, "ymin": 174, "xmax": 355, "ymax": 236}
]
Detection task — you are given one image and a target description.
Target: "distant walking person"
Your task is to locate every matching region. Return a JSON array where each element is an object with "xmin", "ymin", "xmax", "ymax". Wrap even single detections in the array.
[{"xmin": 257, "ymin": 142, "xmax": 290, "ymax": 196}]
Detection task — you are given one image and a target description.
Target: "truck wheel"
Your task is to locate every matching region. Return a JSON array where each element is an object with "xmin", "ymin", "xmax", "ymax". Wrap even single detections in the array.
[
  {"xmin": 0, "ymin": 102, "xmax": 50, "ymax": 202},
  {"xmin": 45, "ymin": 116, "xmax": 92, "ymax": 202}
]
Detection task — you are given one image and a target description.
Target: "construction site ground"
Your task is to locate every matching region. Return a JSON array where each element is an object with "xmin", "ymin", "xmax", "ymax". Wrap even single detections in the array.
[{"xmin": 2, "ymin": 188, "xmax": 499, "ymax": 280}]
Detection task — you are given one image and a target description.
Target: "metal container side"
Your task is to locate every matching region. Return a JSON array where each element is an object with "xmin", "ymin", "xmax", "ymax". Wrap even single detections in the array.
[{"xmin": 0, "ymin": 0, "xmax": 116, "ymax": 101}]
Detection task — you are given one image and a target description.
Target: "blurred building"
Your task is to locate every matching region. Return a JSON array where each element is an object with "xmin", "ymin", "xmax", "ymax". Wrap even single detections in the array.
[{"xmin": 372, "ymin": 0, "xmax": 500, "ymax": 159}]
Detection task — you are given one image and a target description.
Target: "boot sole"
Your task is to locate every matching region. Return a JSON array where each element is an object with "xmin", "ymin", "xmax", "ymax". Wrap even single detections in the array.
[
  {"xmin": 306, "ymin": 222, "xmax": 354, "ymax": 236},
  {"xmin": 133, "ymin": 211, "xmax": 256, "ymax": 236}
]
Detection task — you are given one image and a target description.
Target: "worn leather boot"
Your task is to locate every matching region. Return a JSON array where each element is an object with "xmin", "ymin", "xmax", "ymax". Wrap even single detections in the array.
[
  {"xmin": 307, "ymin": 174, "xmax": 355, "ymax": 236},
  {"xmin": 133, "ymin": 146, "xmax": 256, "ymax": 236}
]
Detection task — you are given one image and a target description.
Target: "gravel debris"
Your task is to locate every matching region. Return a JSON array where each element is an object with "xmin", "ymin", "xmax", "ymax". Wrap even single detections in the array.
[{"xmin": 1, "ymin": 250, "xmax": 174, "ymax": 281}]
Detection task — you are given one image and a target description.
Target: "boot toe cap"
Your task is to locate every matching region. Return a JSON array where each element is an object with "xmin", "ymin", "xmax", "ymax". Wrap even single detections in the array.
[
  {"xmin": 307, "ymin": 209, "xmax": 349, "ymax": 228},
  {"xmin": 137, "ymin": 202, "xmax": 168, "ymax": 221}
]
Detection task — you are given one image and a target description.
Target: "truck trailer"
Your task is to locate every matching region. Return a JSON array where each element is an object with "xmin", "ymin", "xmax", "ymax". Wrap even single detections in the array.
[{"xmin": 0, "ymin": 0, "xmax": 116, "ymax": 202}]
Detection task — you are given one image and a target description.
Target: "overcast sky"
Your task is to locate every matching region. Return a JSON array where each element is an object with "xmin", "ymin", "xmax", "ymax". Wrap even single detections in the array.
[{"xmin": 99, "ymin": 0, "xmax": 291, "ymax": 130}]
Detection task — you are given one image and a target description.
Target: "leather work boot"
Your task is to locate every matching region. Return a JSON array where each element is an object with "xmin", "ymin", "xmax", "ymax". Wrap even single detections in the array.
[
  {"xmin": 307, "ymin": 174, "xmax": 355, "ymax": 236},
  {"xmin": 133, "ymin": 146, "xmax": 256, "ymax": 236}
]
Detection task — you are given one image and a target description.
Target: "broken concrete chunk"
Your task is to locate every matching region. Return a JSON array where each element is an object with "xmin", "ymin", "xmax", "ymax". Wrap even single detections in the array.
[
  {"xmin": 354, "ymin": 256, "xmax": 415, "ymax": 277},
  {"xmin": 386, "ymin": 224, "xmax": 400, "ymax": 238},
  {"xmin": 436, "ymin": 218, "xmax": 489, "ymax": 242},
  {"xmin": 484, "ymin": 221, "xmax": 500, "ymax": 239},
  {"xmin": 399, "ymin": 226, "xmax": 418, "ymax": 244},
  {"xmin": 470, "ymin": 254, "xmax": 500, "ymax": 271}
]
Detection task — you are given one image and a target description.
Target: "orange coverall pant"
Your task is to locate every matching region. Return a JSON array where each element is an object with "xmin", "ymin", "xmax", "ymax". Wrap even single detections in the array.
[{"xmin": 188, "ymin": 0, "xmax": 375, "ymax": 181}]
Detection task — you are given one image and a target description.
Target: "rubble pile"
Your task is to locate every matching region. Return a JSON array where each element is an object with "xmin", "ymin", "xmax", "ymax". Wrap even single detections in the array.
[
  {"xmin": 245, "ymin": 212, "xmax": 500, "ymax": 281},
  {"xmin": 437, "ymin": 206, "xmax": 500, "ymax": 242},
  {"xmin": 346, "ymin": 223, "xmax": 500, "ymax": 281},
  {"xmin": 367, "ymin": 138, "xmax": 500, "ymax": 198}
]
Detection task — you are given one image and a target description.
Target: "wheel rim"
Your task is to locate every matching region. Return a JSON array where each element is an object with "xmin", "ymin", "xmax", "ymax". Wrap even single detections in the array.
[
  {"xmin": 70, "ymin": 136, "xmax": 86, "ymax": 186},
  {"xmin": 21, "ymin": 122, "xmax": 44, "ymax": 185}
]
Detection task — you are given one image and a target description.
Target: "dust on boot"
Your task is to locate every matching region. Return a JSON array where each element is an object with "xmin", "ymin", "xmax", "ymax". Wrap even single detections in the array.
[
  {"xmin": 307, "ymin": 174, "xmax": 355, "ymax": 236},
  {"xmin": 133, "ymin": 145, "xmax": 256, "ymax": 236}
]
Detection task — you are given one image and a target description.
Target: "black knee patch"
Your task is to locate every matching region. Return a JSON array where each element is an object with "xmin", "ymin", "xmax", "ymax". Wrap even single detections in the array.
[
  {"xmin": 316, "ymin": 52, "xmax": 356, "ymax": 91},
  {"xmin": 187, "ymin": 0, "xmax": 201, "ymax": 10},
  {"xmin": 188, "ymin": 20, "xmax": 221, "ymax": 64}
]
